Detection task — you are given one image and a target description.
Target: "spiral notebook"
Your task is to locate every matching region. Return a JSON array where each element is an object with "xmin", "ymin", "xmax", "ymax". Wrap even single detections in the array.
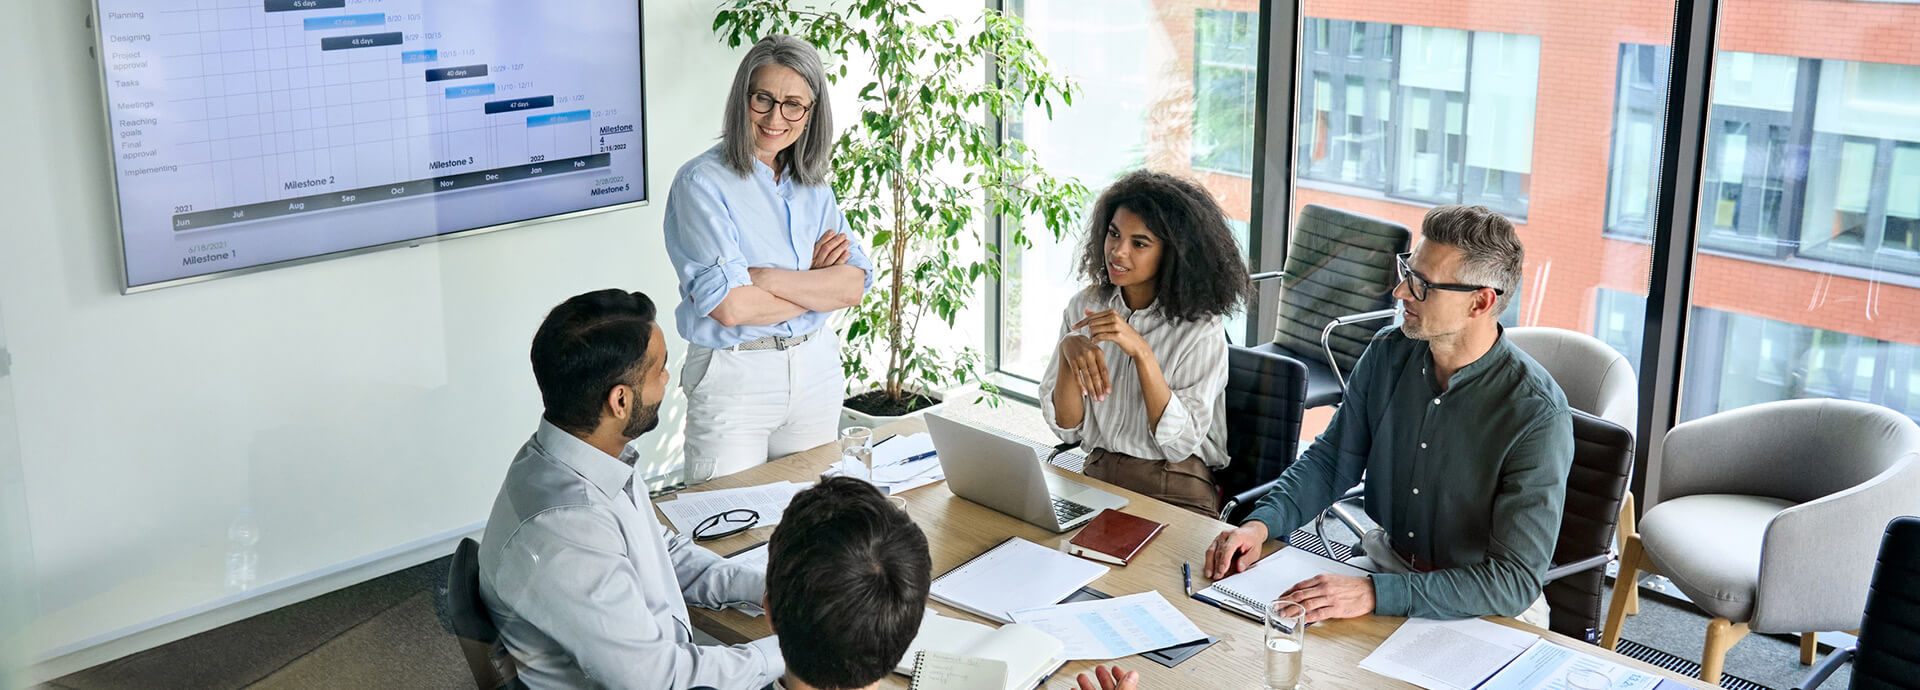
[
  {"xmin": 1192, "ymin": 546, "xmax": 1372, "ymax": 620},
  {"xmin": 908, "ymin": 650, "xmax": 1006, "ymax": 690}
]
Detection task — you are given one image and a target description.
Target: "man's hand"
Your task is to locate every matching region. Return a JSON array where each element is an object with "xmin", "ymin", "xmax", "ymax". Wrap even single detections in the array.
[
  {"xmin": 1058, "ymin": 334, "xmax": 1111, "ymax": 402},
  {"xmin": 810, "ymin": 230, "xmax": 851, "ymax": 269},
  {"xmin": 1204, "ymin": 521, "xmax": 1269, "ymax": 579},
  {"xmin": 1075, "ymin": 664, "xmax": 1139, "ymax": 690},
  {"xmin": 1279, "ymin": 573, "xmax": 1376, "ymax": 623}
]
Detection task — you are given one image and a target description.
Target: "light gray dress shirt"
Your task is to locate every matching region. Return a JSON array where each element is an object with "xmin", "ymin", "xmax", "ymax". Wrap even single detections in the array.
[
  {"xmin": 479, "ymin": 419, "xmax": 783, "ymax": 689},
  {"xmin": 1038, "ymin": 286, "xmax": 1232, "ymax": 468}
]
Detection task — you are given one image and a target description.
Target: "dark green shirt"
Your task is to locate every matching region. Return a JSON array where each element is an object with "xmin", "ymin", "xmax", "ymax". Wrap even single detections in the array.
[{"xmin": 1246, "ymin": 325, "xmax": 1573, "ymax": 619}]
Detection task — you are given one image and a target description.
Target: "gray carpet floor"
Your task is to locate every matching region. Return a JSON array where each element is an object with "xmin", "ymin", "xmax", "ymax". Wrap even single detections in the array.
[{"xmin": 35, "ymin": 398, "xmax": 1855, "ymax": 689}]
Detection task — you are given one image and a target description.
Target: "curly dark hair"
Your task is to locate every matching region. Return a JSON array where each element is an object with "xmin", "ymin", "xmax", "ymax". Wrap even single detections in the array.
[{"xmin": 1077, "ymin": 170, "xmax": 1254, "ymax": 321}]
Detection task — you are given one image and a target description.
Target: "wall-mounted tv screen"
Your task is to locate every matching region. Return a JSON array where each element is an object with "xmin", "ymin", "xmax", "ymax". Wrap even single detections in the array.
[{"xmin": 94, "ymin": 0, "xmax": 648, "ymax": 291}]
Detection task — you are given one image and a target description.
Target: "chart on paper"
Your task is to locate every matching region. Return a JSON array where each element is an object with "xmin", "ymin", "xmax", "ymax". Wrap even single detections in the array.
[{"xmin": 96, "ymin": 0, "xmax": 647, "ymax": 288}]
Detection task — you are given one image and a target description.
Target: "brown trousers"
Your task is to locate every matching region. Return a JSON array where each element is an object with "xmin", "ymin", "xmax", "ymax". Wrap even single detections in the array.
[{"xmin": 1083, "ymin": 449, "xmax": 1220, "ymax": 518}]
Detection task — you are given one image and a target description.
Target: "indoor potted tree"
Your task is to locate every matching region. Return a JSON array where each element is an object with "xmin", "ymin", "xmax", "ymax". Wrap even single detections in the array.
[{"xmin": 714, "ymin": 0, "xmax": 1089, "ymax": 425}]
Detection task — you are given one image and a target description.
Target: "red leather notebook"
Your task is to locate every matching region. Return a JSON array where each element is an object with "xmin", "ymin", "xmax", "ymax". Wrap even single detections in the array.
[{"xmin": 1066, "ymin": 509, "xmax": 1166, "ymax": 566}]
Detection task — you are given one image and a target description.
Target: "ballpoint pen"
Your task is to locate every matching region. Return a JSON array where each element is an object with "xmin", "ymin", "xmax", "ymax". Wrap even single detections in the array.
[
  {"xmin": 1182, "ymin": 562, "xmax": 1193, "ymax": 597},
  {"xmin": 879, "ymin": 449, "xmax": 937, "ymax": 469}
]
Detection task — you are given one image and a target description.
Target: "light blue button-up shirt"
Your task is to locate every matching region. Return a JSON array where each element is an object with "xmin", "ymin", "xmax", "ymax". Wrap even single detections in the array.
[
  {"xmin": 478, "ymin": 419, "xmax": 782, "ymax": 689},
  {"xmin": 662, "ymin": 145, "xmax": 875, "ymax": 350}
]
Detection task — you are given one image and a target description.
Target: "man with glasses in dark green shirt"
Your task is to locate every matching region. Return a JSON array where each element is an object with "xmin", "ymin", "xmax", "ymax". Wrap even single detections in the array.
[{"xmin": 1205, "ymin": 205, "xmax": 1573, "ymax": 626}]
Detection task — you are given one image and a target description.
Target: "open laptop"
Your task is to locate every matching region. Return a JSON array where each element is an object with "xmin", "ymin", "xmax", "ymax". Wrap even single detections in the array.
[{"xmin": 925, "ymin": 413, "xmax": 1127, "ymax": 532}]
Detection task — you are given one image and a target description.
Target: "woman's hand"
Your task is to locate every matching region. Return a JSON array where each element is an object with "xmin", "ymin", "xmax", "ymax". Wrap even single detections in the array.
[
  {"xmin": 1074, "ymin": 309, "xmax": 1149, "ymax": 360},
  {"xmin": 810, "ymin": 230, "xmax": 851, "ymax": 269},
  {"xmin": 1059, "ymin": 334, "xmax": 1111, "ymax": 402}
]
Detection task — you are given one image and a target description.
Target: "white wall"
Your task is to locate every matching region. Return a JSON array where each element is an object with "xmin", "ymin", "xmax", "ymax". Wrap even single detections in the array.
[{"xmin": 0, "ymin": 0, "xmax": 757, "ymax": 679}]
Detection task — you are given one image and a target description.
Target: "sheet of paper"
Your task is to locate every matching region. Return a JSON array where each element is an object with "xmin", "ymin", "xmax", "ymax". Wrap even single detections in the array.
[
  {"xmin": 1357, "ymin": 618, "xmax": 1540, "ymax": 690},
  {"xmin": 656, "ymin": 481, "xmax": 808, "ymax": 534},
  {"xmin": 1477, "ymin": 639, "xmax": 1667, "ymax": 690},
  {"xmin": 911, "ymin": 650, "xmax": 1008, "ymax": 690},
  {"xmin": 1010, "ymin": 591, "xmax": 1208, "ymax": 660}
]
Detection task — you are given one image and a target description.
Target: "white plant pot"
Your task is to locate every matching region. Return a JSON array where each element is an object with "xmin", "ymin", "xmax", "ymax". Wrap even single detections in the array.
[{"xmin": 839, "ymin": 384, "xmax": 972, "ymax": 431}]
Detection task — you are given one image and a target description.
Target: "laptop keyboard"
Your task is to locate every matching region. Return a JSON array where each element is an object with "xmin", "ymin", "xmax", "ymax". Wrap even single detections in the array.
[{"xmin": 1052, "ymin": 497, "xmax": 1095, "ymax": 525}]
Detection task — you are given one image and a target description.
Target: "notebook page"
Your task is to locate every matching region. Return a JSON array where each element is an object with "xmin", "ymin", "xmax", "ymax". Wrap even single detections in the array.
[
  {"xmin": 1198, "ymin": 546, "xmax": 1371, "ymax": 613},
  {"xmin": 930, "ymin": 538, "xmax": 1109, "ymax": 623}
]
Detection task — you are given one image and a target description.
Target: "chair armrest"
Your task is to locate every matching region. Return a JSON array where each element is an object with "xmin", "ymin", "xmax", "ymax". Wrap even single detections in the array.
[
  {"xmin": 1320, "ymin": 308, "xmax": 1398, "ymax": 391},
  {"xmin": 1792, "ymin": 646, "xmax": 1853, "ymax": 690},
  {"xmin": 1250, "ymin": 271, "xmax": 1287, "ymax": 283},
  {"xmin": 1753, "ymin": 453, "xmax": 1920, "ymax": 632},
  {"xmin": 1543, "ymin": 552, "xmax": 1614, "ymax": 583},
  {"xmin": 1221, "ymin": 478, "xmax": 1279, "ymax": 523}
]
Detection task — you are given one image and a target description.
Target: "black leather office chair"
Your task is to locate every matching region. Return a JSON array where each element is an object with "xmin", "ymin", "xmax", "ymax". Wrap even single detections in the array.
[
  {"xmin": 1542, "ymin": 409, "xmax": 1635, "ymax": 643},
  {"xmin": 1314, "ymin": 409, "xmax": 1631, "ymax": 642},
  {"xmin": 1214, "ymin": 344, "xmax": 1309, "ymax": 524},
  {"xmin": 1258, "ymin": 204, "xmax": 1410, "ymax": 409},
  {"xmin": 445, "ymin": 537, "xmax": 525, "ymax": 690},
  {"xmin": 1795, "ymin": 515, "xmax": 1920, "ymax": 690}
]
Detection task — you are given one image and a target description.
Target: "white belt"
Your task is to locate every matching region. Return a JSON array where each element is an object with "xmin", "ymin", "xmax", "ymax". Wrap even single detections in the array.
[{"xmin": 726, "ymin": 332, "xmax": 814, "ymax": 352}]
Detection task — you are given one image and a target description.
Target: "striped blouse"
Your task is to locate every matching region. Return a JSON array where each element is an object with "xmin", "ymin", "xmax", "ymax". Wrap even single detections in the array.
[{"xmin": 1038, "ymin": 286, "xmax": 1232, "ymax": 468}]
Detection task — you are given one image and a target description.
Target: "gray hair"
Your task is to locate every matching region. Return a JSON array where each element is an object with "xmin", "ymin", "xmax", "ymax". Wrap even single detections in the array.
[
  {"xmin": 1420, "ymin": 205, "xmax": 1524, "ymax": 316},
  {"xmin": 720, "ymin": 35, "xmax": 834, "ymax": 187}
]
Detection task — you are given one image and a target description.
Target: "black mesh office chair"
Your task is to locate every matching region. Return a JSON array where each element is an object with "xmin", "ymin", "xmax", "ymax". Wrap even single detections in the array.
[
  {"xmin": 1795, "ymin": 516, "xmax": 1920, "ymax": 690},
  {"xmin": 444, "ymin": 538, "xmax": 525, "ymax": 690},
  {"xmin": 1256, "ymin": 204, "xmax": 1410, "ymax": 409},
  {"xmin": 1214, "ymin": 344, "xmax": 1309, "ymax": 524}
]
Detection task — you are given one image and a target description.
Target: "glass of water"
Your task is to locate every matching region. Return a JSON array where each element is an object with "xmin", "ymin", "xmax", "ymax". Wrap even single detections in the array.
[
  {"xmin": 839, "ymin": 426, "xmax": 874, "ymax": 483},
  {"xmin": 1264, "ymin": 599, "xmax": 1306, "ymax": 690}
]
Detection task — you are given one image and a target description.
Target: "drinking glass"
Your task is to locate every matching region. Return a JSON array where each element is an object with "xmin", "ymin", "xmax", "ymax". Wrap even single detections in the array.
[
  {"xmin": 839, "ymin": 426, "xmax": 874, "ymax": 483},
  {"xmin": 1566, "ymin": 669, "xmax": 1612, "ymax": 690},
  {"xmin": 1264, "ymin": 599, "xmax": 1306, "ymax": 690}
]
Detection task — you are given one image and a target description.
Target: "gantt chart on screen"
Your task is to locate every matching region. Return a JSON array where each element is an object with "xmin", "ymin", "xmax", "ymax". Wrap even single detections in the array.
[{"xmin": 98, "ymin": 0, "xmax": 648, "ymax": 289}]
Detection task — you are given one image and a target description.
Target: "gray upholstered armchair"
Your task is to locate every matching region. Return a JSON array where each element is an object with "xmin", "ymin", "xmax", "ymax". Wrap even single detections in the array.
[
  {"xmin": 1601, "ymin": 398, "xmax": 1920, "ymax": 685},
  {"xmin": 1506, "ymin": 327, "xmax": 1637, "ymax": 433}
]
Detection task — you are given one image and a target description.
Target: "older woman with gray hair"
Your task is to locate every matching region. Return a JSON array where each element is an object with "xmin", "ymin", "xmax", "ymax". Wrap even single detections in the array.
[{"xmin": 663, "ymin": 35, "xmax": 872, "ymax": 483}]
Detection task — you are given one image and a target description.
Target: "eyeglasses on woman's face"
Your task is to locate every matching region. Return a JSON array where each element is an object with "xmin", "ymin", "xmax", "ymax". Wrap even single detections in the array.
[{"xmin": 748, "ymin": 90, "xmax": 811, "ymax": 122}]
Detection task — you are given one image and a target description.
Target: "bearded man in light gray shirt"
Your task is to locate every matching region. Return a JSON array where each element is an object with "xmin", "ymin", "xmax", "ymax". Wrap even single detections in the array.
[{"xmin": 479, "ymin": 289, "xmax": 781, "ymax": 689}]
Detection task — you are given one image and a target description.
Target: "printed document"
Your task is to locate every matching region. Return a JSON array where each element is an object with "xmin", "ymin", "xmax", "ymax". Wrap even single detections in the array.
[
  {"xmin": 1009, "ymin": 591, "xmax": 1207, "ymax": 660},
  {"xmin": 1358, "ymin": 617, "xmax": 1539, "ymax": 690}
]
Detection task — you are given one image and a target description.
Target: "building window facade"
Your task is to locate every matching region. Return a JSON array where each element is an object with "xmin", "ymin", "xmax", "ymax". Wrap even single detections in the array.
[
  {"xmin": 1291, "ymin": 17, "xmax": 1539, "ymax": 218},
  {"xmin": 1608, "ymin": 47, "xmax": 1920, "ymax": 274}
]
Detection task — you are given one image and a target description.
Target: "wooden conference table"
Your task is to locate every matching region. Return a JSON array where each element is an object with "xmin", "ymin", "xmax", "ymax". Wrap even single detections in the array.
[{"xmin": 670, "ymin": 418, "xmax": 1712, "ymax": 690}]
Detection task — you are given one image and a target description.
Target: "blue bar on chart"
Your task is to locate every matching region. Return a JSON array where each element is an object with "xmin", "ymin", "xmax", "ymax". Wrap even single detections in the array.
[
  {"xmin": 320, "ymin": 32, "xmax": 403, "ymax": 51},
  {"xmin": 401, "ymin": 49, "xmax": 438, "ymax": 64},
  {"xmin": 446, "ymin": 84, "xmax": 497, "ymax": 99},
  {"xmin": 303, "ymin": 13, "xmax": 385, "ymax": 30},
  {"xmin": 264, "ymin": 0, "xmax": 346, "ymax": 11},
  {"xmin": 424, "ymin": 64, "xmax": 489, "ymax": 81},
  {"xmin": 485, "ymin": 96, "xmax": 553, "ymax": 114},
  {"xmin": 527, "ymin": 110, "xmax": 591, "ymax": 127}
]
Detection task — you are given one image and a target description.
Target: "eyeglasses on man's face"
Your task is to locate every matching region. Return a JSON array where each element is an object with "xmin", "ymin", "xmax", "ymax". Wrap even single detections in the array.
[
  {"xmin": 748, "ymin": 91, "xmax": 812, "ymax": 122},
  {"xmin": 1395, "ymin": 252, "xmax": 1505, "ymax": 302}
]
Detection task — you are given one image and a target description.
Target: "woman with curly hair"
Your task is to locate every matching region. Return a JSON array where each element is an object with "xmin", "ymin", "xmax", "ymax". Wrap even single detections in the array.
[{"xmin": 1040, "ymin": 170, "xmax": 1255, "ymax": 516}]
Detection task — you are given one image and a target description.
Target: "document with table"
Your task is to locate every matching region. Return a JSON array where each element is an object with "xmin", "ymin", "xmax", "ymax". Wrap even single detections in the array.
[{"xmin": 1009, "ymin": 591, "xmax": 1207, "ymax": 660}]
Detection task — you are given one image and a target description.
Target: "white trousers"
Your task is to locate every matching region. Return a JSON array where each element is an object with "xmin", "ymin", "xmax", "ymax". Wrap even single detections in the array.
[{"xmin": 680, "ymin": 330, "xmax": 844, "ymax": 484}]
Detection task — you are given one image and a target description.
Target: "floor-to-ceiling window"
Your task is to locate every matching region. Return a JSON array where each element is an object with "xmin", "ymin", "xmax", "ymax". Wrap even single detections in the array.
[{"xmin": 996, "ymin": 0, "xmax": 1260, "ymax": 382}]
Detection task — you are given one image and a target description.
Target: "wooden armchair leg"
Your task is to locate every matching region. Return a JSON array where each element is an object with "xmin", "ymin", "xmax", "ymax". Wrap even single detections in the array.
[
  {"xmin": 1601, "ymin": 533, "xmax": 1644, "ymax": 651},
  {"xmin": 1618, "ymin": 495, "xmax": 1639, "ymax": 616},
  {"xmin": 1701, "ymin": 618, "xmax": 1750, "ymax": 686},
  {"xmin": 1800, "ymin": 632, "xmax": 1818, "ymax": 665}
]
